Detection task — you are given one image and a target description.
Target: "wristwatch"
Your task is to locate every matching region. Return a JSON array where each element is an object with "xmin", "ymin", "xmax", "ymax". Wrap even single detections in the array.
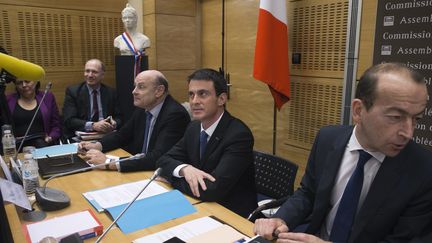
[{"xmin": 104, "ymin": 158, "xmax": 112, "ymax": 170}]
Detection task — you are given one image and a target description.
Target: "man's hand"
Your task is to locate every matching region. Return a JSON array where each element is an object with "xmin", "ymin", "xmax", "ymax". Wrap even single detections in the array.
[
  {"xmin": 84, "ymin": 149, "xmax": 107, "ymax": 169},
  {"xmin": 253, "ymin": 218, "xmax": 288, "ymax": 240},
  {"xmin": 276, "ymin": 232, "xmax": 330, "ymax": 243},
  {"xmin": 78, "ymin": 141, "xmax": 102, "ymax": 155},
  {"xmin": 180, "ymin": 165, "xmax": 216, "ymax": 197},
  {"xmin": 44, "ymin": 136, "xmax": 52, "ymax": 144},
  {"xmin": 92, "ymin": 120, "xmax": 115, "ymax": 133}
]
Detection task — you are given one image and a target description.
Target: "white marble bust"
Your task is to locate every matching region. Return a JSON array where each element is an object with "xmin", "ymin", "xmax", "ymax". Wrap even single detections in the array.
[{"xmin": 114, "ymin": 4, "xmax": 150, "ymax": 56}]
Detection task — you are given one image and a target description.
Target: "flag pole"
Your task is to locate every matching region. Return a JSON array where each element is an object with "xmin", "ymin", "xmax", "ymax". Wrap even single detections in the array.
[{"xmin": 273, "ymin": 102, "xmax": 277, "ymax": 155}]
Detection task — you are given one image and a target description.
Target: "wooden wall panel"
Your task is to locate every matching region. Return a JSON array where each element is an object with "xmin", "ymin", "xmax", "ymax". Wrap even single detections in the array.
[
  {"xmin": 156, "ymin": 0, "xmax": 196, "ymax": 16},
  {"xmin": 0, "ymin": 0, "xmax": 126, "ymax": 13},
  {"xmin": 0, "ymin": 2, "xmax": 125, "ymax": 113},
  {"xmin": 290, "ymin": 0, "xmax": 349, "ymax": 78},
  {"xmin": 201, "ymin": 0, "xmax": 349, "ymax": 185},
  {"xmin": 357, "ymin": 0, "xmax": 378, "ymax": 77},
  {"xmin": 156, "ymin": 14, "xmax": 197, "ymax": 70}
]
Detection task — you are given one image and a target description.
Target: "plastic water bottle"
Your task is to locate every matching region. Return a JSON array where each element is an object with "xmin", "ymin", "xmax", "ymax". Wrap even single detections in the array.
[
  {"xmin": 2, "ymin": 129, "xmax": 16, "ymax": 169},
  {"xmin": 22, "ymin": 153, "xmax": 40, "ymax": 197}
]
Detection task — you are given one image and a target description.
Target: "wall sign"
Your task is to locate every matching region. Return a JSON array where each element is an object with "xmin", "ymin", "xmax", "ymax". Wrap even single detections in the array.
[{"xmin": 373, "ymin": 0, "xmax": 432, "ymax": 150}]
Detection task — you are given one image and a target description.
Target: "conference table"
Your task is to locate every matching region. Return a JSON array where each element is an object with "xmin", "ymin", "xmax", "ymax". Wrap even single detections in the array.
[{"xmin": 5, "ymin": 149, "xmax": 255, "ymax": 242}]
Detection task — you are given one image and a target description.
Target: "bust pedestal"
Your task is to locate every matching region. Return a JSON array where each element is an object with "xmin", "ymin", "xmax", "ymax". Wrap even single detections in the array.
[{"xmin": 115, "ymin": 55, "xmax": 148, "ymax": 119}]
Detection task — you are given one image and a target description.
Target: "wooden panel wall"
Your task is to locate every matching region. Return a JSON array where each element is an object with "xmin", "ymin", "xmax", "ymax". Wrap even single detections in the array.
[
  {"xmin": 201, "ymin": 0, "xmax": 349, "ymax": 183},
  {"xmin": 144, "ymin": 0, "xmax": 200, "ymax": 103},
  {"xmin": 0, "ymin": 0, "xmax": 126, "ymax": 110}
]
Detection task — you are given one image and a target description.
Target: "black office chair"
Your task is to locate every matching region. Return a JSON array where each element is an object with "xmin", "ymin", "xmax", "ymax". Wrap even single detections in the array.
[{"xmin": 248, "ymin": 150, "xmax": 298, "ymax": 222}]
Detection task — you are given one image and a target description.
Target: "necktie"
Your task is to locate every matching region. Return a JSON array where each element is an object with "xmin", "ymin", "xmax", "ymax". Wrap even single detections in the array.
[
  {"xmin": 91, "ymin": 89, "xmax": 99, "ymax": 122},
  {"xmin": 141, "ymin": 111, "xmax": 153, "ymax": 153},
  {"xmin": 330, "ymin": 150, "xmax": 372, "ymax": 242},
  {"xmin": 200, "ymin": 131, "xmax": 208, "ymax": 159}
]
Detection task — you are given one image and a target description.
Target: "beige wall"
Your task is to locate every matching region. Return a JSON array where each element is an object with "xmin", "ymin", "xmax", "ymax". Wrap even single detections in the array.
[{"xmin": 0, "ymin": 0, "xmax": 380, "ymax": 185}]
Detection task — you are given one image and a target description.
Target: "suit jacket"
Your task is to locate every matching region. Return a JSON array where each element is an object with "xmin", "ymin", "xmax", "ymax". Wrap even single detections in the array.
[
  {"xmin": 62, "ymin": 82, "xmax": 122, "ymax": 137},
  {"xmin": 7, "ymin": 91, "xmax": 61, "ymax": 140},
  {"xmin": 100, "ymin": 95, "xmax": 190, "ymax": 172},
  {"xmin": 275, "ymin": 125, "xmax": 432, "ymax": 243},
  {"xmin": 156, "ymin": 111, "xmax": 257, "ymax": 218}
]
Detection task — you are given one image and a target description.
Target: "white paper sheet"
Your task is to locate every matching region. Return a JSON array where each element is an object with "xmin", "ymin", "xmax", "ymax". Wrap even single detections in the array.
[
  {"xmin": 25, "ymin": 210, "xmax": 100, "ymax": 243},
  {"xmin": 133, "ymin": 216, "xmax": 223, "ymax": 243},
  {"xmin": 83, "ymin": 179, "xmax": 168, "ymax": 209},
  {"xmin": 0, "ymin": 178, "xmax": 32, "ymax": 210}
]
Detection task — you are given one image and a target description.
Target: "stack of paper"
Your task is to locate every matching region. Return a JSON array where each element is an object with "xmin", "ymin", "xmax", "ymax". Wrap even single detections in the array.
[
  {"xmin": 75, "ymin": 131, "xmax": 105, "ymax": 141},
  {"xmin": 83, "ymin": 180, "xmax": 196, "ymax": 234},
  {"xmin": 133, "ymin": 216, "xmax": 248, "ymax": 243},
  {"xmin": 23, "ymin": 210, "xmax": 103, "ymax": 243}
]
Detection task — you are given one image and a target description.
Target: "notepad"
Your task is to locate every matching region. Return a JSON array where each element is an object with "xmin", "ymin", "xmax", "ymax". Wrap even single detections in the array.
[
  {"xmin": 83, "ymin": 180, "xmax": 196, "ymax": 234},
  {"xmin": 23, "ymin": 209, "xmax": 103, "ymax": 243}
]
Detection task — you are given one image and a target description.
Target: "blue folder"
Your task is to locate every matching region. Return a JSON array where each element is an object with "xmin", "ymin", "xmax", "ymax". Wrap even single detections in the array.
[{"xmin": 105, "ymin": 190, "xmax": 196, "ymax": 234}]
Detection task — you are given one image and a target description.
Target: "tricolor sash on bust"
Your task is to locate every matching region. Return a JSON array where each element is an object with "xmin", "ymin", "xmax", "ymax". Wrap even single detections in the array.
[{"xmin": 121, "ymin": 32, "xmax": 143, "ymax": 77}]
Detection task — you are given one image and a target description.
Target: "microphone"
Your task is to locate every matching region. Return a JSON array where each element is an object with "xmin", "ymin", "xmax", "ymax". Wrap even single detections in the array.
[
  {"xmin": 0, "ymin": 52, "xmax": 45, "ymax": 81},
  {"xmin": 247, "ymin": 196, "xmax": 288, "ymax": 221},
  {"xmin": 35, "ymin": 153, "xmax": 145, "ymax": 211},
  {"xmin": 95, "ymin": 168, "xmax": 163, "ymax": 243},
  {"xmin": 15, "ymin": 82, "xmax": 53, "ymax": 158}
]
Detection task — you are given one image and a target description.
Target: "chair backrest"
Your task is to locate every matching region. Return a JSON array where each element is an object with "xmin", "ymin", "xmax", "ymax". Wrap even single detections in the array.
[{"xmin": 254, "ymin": 150, "xmax": 298, "ymax": 199}]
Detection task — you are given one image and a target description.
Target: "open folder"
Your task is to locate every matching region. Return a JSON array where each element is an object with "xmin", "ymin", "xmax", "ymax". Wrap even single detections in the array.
[{"xmin": 83, "ymin": 180, "xmax": 196, "ymax": 234}]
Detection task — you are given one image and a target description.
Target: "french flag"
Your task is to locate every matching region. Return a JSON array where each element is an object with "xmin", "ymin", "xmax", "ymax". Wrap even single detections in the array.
[{"xmin": 253, "ymin": 0, "xmax": 290, "ymax": 110}]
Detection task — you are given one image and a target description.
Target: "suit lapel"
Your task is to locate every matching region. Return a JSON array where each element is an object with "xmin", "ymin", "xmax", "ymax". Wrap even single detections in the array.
[
  {"xmin": 199, "ymin": 112, "xmax": 230, "ymax": 164},
  {"xmin": 79, "ymin": 83, "xmax": 91, "ymax": 119},
  {"xmin": 99, "ymin": 85, "xmax": 109, "ymax": 118},
  {"xmin": 308, "ymin": 128, "xmax": 353, "ymax": 230},
  {"xmin": 148, "ymin": 96, "xmax": 171, "ymax": 148},
  {"xmin": 350, "ymin": 153, "xmax": 404, "ymax": 240}
]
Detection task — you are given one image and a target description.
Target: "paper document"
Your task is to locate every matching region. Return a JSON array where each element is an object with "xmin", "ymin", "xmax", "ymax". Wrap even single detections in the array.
[
  {"xmin": 0, "ymin": 178, "xmax": 31, "ymax": 210},
  {"xmin": 83, "ymin": 179, "xmax": 168, "ymax": 210},
  {"xmin": 106, "ymin": 190, "xmax": 196, "ymax": 234},
  {"xmin": 133, "ymin": 216, "xmax": 223, "ymax": 243},
  {"xmin": 24, "ymin": 209, "xmax": 102, "ymax": 243},
  {"xmin": 0, "ymin": 155, "xmax": 13, "ymax": 181}
]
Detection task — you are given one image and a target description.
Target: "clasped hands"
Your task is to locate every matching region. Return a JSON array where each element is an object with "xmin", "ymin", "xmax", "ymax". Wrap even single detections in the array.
[
  {"xmin": 77, "ymin": 142, "xmax": 110, "ymax": 169},
  {"xmin": 253, "ymin": 218, "xmax": 330, "ymax": 243},
  {"xmin": 93, "ymin": 116, "xmax": 116, "ymax": 133}
]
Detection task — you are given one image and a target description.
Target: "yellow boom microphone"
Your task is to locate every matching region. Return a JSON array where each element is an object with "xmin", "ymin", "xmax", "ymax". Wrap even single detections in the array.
[{"xmin": 0, "ymin": 52, "xmax": 45, "ymax": 81}]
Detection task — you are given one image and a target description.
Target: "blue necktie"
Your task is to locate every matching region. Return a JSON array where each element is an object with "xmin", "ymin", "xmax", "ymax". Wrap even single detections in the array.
[
  {"xmin": 200, "ymin": 131, "xmax": 208, "ymax": 159},
  {"xmin": 330, "ymin": 150, "xmax": 372, "ymax": 242},
  {"xmin": 141, "ymin": 112, "xmax": 153, "ymax": 153}
]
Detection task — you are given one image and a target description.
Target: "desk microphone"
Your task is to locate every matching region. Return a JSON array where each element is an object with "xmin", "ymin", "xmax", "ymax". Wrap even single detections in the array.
[
  {"xmin": 95, "ymin": 168, "xmax": 163, "ymax": 243},
  {"xmin": 15, "ymin": 82, "xmax": 52, "ymax": 158},
  {"xmin": 35, "ymin": 153, "xmax": 145, "ymax": 211}
]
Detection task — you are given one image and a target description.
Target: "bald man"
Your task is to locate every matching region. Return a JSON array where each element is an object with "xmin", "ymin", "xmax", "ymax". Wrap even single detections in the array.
[
  {"xmin": 80, "ymin": 70, "xmax": 190, "ymax": 172},
  {"xmin": 63, "ymin": 59, "xmax": 122, "ymax": 138}
]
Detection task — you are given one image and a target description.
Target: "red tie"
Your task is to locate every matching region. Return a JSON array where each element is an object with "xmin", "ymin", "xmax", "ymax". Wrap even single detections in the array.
[{"xmin": 92, "ymin": 90, "xmax": 99, "ymax": 122}]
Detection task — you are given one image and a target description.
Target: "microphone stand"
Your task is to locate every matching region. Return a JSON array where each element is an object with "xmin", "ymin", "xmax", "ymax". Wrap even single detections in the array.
[
  {"xmin": 35, "ymin": 153, "xmax": 145, "ymax": 211},
  {"xmin": 95, "ymin": 168, "xmax": 162, "ymax": 243},
  {"xmin": 15, "ymin": 82, "xmax": 52, "ymax": 157},
  {"xmin": 15, "ymin": 82, "xmax": 52, "ymax": 222}
]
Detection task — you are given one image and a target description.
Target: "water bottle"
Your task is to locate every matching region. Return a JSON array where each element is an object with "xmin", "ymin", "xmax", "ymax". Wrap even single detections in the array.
[
  {"xmin": 2, "ymin": 129, "xmax": 16, "ymax": 169},
  {"xmin": 22, "ymin": 153, "xmax": 40, "ymax": 197}
]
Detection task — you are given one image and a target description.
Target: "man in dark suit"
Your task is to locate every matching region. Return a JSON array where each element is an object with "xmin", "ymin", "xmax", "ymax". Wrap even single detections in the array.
[
  {"xmin": 254, "ymin": 63, "xmax": 432, "ymax": 242},
  {"xmin": 79, "ymin": 70, "xmax": 190, "ymax": 172},
  {"xmin": 156, "ymin": 68, "xmax": 257, "ymax": 218},
  {"xmin": 63, "ymin": 59, "xmax": 122, "ymax": 138}
]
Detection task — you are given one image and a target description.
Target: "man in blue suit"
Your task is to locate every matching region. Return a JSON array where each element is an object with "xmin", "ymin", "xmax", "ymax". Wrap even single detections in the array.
[{"xmin": 254, "ymin": 63, "xmax": 432, "ymax": 242}]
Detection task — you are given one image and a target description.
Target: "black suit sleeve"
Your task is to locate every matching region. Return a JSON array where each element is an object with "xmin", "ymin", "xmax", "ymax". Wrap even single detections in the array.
[
  {"xmin": 273, "ymin": 128, "xmax": 322, "ymax": 229},
  {"xmin": 63, "ymin": 86, "xmax": 87, "ymax": 132}
]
